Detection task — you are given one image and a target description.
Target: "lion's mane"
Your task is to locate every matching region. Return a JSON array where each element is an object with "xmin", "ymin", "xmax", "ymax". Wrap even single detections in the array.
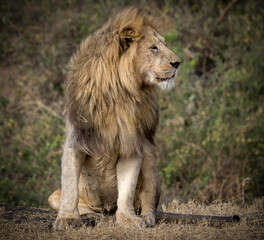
[{"xmin": 65, "ymin": 7, "xmax": 160, "ymax": 157}]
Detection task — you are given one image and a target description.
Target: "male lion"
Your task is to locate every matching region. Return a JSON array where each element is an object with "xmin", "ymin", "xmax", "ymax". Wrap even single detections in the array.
[{"xmin": 49, "ymin": 6, "xmax": 180, "ymax": 230}]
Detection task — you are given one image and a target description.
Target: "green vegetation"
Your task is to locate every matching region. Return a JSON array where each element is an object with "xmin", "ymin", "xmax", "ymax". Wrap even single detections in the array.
[{"xmin": 0, "ymin": 0, "xmax": 263, "ymax": 207}]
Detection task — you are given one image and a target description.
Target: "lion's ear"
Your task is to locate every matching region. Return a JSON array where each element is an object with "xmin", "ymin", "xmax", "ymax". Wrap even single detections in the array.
[{"xmin": 120, "ymin": 28, "xmax": 138, "ymax": 51}]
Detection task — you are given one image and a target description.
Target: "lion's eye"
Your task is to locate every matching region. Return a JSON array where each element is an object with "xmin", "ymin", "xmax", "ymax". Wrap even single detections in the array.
[{"xmin": 150, "ymin": 45, "xmax": 158, "ymax": 53}]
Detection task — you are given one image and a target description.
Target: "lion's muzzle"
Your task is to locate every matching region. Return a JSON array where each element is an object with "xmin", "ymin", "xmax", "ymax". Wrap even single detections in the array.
[{"xmin": 170, "ymin": 61, "xmax": 181, "ymax": 69}]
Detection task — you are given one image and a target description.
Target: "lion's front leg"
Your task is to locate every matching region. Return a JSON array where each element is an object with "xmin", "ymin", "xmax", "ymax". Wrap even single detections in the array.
[
  {"xmin": 116, "ymin": 155, "xmax": 145, "ymax": 228},
  {"xmin": 139, "ymin": 150, "xmax": 161, "ymax": 227},
  {"xmin": 53, "ymin": 128, "xmax": 85, "ymax": 230}
]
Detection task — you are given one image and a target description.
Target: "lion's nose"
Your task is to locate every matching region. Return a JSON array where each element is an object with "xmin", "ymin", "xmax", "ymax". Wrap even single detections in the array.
[{"xmin": 170, "ymin": 61, "xmax": 180, "ymax": 69}]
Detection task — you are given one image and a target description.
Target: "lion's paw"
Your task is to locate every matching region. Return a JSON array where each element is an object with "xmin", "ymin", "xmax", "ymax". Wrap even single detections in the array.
[
  {"xmin": 116, "ymin": 210, "xmax": 146, "ymax": 228},
  {"xmin": 141, "ymin": 213, "xmax": 156, "ymax": 227},
  {"xmin": 53, "ymin": 217, "xmax": 82, "ymax": 230},
  {"xmin": 81, "ymin": 212, "xmax": 102, "ymax": 227}
]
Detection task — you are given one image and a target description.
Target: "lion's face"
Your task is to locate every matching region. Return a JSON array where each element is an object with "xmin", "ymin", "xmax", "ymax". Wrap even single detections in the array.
[{"xmin": 134, "ymin": 27, "xmax": 180, "ymax": 90}]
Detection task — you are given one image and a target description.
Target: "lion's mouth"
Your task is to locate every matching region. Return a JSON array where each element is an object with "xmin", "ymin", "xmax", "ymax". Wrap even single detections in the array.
[{"xmin": 157, "ymin": 71, "xmax": 176, "ymax": 82}]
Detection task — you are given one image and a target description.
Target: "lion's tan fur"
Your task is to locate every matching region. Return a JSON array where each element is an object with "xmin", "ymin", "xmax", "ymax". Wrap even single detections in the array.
[
  {"xmin": 65, "ymin": 7, "xmax": 160, "ymax": 157},
  {"xmin": 49, "ymin": 6, "xmax": 180, "ymax": 229}
]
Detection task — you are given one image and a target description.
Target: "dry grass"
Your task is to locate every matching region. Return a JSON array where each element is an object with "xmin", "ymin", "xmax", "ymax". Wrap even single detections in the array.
[{"xmin": 1, "ymin": 199, "xmax": 263, "ymax": 240}]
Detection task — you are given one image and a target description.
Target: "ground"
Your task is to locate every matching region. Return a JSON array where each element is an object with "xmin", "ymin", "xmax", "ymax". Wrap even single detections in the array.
[{"xmin": 0, "ymin": 200, "xmax": 263, "ymax": 239}]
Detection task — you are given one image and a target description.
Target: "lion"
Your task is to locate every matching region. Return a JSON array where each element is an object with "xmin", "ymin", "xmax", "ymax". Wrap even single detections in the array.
[{"xmin": 48, "ymin": 6, "xmax": 180, "ymax": 230}]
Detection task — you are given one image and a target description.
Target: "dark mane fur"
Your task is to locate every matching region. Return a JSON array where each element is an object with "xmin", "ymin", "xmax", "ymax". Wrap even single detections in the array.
[{"xmin": 65, "ymin": 7, "xmax": 160, "ymax": 157}]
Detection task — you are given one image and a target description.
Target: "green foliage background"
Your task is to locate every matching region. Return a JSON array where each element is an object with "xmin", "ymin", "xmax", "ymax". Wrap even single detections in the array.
[{"xmin": 0, "ymin": 0, "xmax": 263, "ymax": 207}]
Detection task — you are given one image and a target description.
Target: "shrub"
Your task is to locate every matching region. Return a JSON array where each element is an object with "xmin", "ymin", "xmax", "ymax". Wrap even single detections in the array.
[{"xmin": 157, "ymin": 0, "xmax": 264, "ymax": 202}]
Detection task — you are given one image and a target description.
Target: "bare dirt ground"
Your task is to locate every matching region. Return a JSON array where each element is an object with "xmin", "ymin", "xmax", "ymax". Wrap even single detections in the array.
[{"xmin": 0, "ymin": 199, "xmax": 263, "ymax": 240}]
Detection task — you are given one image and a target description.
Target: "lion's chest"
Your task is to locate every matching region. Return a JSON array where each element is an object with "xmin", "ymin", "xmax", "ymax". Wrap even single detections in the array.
[
  {"xmin": 80, "ymin": 155, "xmax": 118, "ymax": 210},
  {"xmin": 101, "ymin": 100, "xmax": 158, "ymax": 156}
]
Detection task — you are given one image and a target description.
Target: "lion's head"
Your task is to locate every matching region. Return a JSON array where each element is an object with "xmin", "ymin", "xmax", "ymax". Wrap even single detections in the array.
[
  {"xmin": 117, "ymin": 7, "xmax": 180, "ymax": 90},
  {"xmin": 120, "ymin": 30, "xmax": 180, "ymax": 90}
]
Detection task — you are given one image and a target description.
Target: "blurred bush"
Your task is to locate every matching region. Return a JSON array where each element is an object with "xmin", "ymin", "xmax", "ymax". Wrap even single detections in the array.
[
  {"xmin": 158, "ymin": 0, "xmax": 264, "ymax": 202},
  {"xmin": 0, "ymin": 0, "xmax": 263, "ymax": 207}
]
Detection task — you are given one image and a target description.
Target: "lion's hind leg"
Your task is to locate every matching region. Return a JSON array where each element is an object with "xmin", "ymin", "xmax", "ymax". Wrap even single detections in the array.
[
  {"xmin": 48, "ymin": 188, "xmax": 61, "ymax": 212},
  {"xmin": 48, "ymin": 189, "xmax": 102, "ymax": 225}
]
